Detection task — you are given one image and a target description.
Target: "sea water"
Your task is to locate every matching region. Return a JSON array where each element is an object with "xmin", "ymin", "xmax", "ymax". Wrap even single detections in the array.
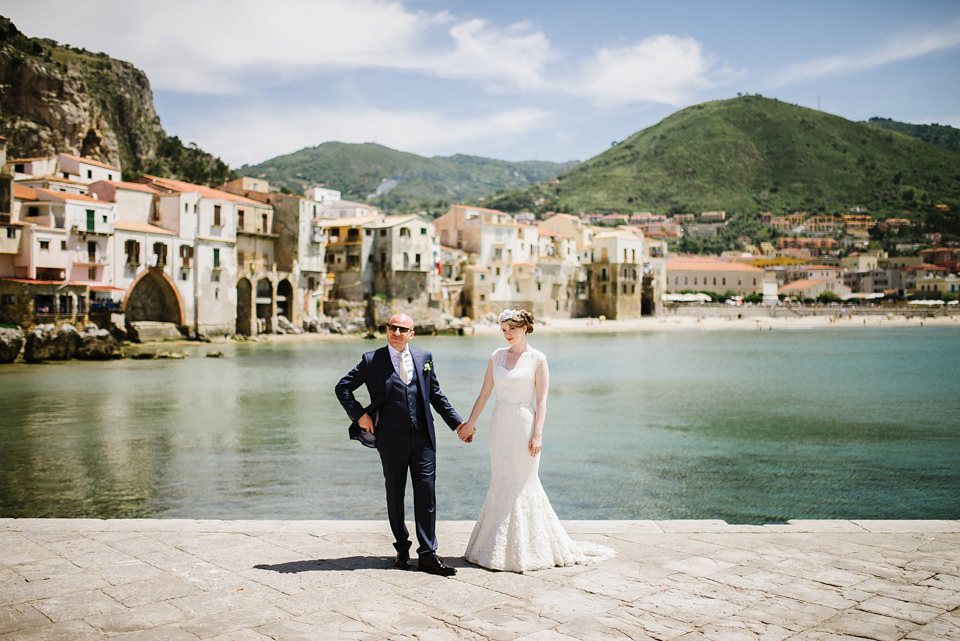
[{"xmin": 1, "ymin": 327, "xmax": 958, "ymax": 523}]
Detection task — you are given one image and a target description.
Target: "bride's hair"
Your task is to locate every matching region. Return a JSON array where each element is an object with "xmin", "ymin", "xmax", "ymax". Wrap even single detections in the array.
[{"xmin": 500, "ymin": 309, "xmax": 535, "ymax": 334}]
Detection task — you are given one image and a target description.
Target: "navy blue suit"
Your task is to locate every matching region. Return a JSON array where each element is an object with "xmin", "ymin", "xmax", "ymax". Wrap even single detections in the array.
[{"xmin": 335, "ymin": 345, "xmax": 462, "ymax": 557}]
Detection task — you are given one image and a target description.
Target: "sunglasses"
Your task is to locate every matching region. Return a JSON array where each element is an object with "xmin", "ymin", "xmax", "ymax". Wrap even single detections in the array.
[{"xmin": 387, "ymin": 324, "xmax": 413, "ymax": 335}]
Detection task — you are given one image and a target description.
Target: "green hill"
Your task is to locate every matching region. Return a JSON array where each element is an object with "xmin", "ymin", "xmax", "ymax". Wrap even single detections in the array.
[
  {"xmin": 865, "ymin": 117, "xmax": 960, "ymax": 155},
  {"xmin": 484, "ymin": 96, "xmax": 960, "ymax": 222},
  {"xmin": 237, "ymin": 142, "xmax": 576, "ymax": 215}
]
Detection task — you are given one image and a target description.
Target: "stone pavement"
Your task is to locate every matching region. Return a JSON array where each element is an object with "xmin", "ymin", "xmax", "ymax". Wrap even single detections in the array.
[{"xmin": 1, "ymin": 519, "xmax": 959, "ymax": 641}]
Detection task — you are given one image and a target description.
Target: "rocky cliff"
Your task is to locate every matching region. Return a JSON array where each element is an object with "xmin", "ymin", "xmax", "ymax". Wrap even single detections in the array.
[{"xmin": 0, "ymin": 15, "xmax": 233, "ymax": 186}]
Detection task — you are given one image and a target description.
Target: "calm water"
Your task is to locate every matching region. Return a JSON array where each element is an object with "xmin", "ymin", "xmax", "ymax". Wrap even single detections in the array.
[{"xmin": 1, "ymin": 328, "xmax": 958, "ymax": 524}]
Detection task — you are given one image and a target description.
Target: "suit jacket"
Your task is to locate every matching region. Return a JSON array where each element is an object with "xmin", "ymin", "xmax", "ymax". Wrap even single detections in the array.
[{"xmin": 335, "ymin": 346, "xmax": 462, "ymax": 451}]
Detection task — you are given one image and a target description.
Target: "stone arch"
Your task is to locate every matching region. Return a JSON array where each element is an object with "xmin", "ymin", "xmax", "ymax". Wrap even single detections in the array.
[
  {"xmin": 125, "ymin": 268, "xmax": 185, "ymax": 326},
  {"xmin": 255, "ymin": 277, "xmax": 274, "ymax": 332},
  {"xmin": 277, "ymin": 279, "xmax": 293, "ymax": 319},
  {"xmin": 236, "ymin": 277, "xmax": 252, "ymax": 336}
]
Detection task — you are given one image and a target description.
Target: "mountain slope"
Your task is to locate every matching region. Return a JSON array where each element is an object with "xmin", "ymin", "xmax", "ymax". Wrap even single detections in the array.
[
  {"xmin": 0, "ymin": 15, "xmax": 233, "ymax": 185},
  {"xmin": 237, "ymin": 142, "xmax": 577, "ymax": 213},
  {"xmin": 484, "ymin": 95, "xmax": 960, "ymax": 219},
  {"xmin": 865, "ymin": 117, "xmax": 960, "ymax": 155}
]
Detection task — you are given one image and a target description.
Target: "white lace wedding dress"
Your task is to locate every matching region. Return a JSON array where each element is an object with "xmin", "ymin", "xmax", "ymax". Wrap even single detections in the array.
[{"xmin": 464, "ymin": 347, "xmax": 615, "ymax": 572}]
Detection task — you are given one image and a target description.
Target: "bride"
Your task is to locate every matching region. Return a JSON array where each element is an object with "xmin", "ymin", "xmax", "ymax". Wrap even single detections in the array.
[{"xmin": 456, "ymin": 309, "xmax": 614, "ymax": 572}]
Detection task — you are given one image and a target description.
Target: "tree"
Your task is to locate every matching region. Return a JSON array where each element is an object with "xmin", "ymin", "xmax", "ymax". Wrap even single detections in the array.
[{"xmin": 817, "ymin": 291, "xmax": 842, "ymax": 304}]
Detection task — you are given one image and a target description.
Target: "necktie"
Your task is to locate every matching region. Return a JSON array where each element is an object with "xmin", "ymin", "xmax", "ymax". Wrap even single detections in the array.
[{"xmin": 396, "ymin": 353, "xmax": 409, "ymax": 384}]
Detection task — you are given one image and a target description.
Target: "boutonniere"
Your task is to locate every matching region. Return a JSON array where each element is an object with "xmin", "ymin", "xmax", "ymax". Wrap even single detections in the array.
[{"xmin": 423, "ymin": 360, "xmax": 433, "ymax": 375}]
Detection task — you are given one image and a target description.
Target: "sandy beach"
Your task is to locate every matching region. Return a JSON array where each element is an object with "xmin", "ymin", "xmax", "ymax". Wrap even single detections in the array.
[{"xmin": 459, "ymin": 311, "xmax": 960, "ymax": 336}]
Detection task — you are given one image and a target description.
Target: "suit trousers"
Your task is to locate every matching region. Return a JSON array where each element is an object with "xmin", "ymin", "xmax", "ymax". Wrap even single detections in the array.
[{"xmin": 377, "ymin": 429, "xmax": 437, "ymax": 558}]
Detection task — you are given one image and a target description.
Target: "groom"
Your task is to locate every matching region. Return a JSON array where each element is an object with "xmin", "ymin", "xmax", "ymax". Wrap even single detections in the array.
[{"xmin": 335, "ymin": 312, "xmax": 464, "ymax": 576}]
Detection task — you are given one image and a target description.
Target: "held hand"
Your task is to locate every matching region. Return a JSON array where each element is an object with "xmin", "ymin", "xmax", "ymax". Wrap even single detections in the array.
[
  {"xmin": 456, "ymin": 422, "xmax": 475, "ymax": 443},
  {"xmin": 528, "ymin": 433, "xmax": 542, "ymax": 457},
  {"xmin": 358, "ymin": 413, "xmax": 374, "ymax": 434}
]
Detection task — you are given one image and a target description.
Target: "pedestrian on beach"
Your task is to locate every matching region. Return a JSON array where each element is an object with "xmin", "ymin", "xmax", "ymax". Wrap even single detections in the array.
[{"xmin": 335, "ymin": 312, "xmax": 466, "ymax": 576}]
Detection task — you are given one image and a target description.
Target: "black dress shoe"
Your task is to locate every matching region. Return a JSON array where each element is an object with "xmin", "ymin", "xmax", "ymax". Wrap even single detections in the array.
[
  {"xmin": 418, "ymin": 554, "xmax": 457, "ymax": 576},
  {"xmin": 394, "ymin": 551, "xmax": 413, "ymax": 570}
]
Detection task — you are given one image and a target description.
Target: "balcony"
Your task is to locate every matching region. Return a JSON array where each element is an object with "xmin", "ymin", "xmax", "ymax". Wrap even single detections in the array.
[{"xmin": 73, "ymin": 253, "xmax": 109, "ymax": 267}]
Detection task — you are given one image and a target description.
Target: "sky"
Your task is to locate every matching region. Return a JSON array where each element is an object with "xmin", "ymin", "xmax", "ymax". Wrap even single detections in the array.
[{"xmin": 3, "ymin": 0, "xmax": 960, "ymax": 168}]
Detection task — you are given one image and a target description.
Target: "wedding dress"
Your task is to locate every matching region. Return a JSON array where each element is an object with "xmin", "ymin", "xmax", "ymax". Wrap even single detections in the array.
[{"xmin": 464, "ymin": 347, "xmax": 615, "ymax": 572}]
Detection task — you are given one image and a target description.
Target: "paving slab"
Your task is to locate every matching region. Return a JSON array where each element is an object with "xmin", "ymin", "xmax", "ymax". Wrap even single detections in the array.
[{"xmin": 1, "ymin": 520, "xmax": 958, "ymax": 640}]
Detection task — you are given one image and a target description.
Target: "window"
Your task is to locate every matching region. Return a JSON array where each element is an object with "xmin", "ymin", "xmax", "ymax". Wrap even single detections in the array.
[
  {"xmin": 213, "ymin": 248, "xmax": 221, "ymax": 269},
  {"xmin": 694, "ymin": 277, "xmax": 697, "ymax": 285},
  {"xmin": 420, "ymin": 228, "xmax": 427, "ymax": 235},
  {"xmin": 753, "ymin": 278, "xmax": 757, "ymax": 286},
  {"xmin": 722, "ymin": 278, "xmax": 726, "ymax": 286},
  {"xmin": 180, "ymin": 245, "xmax": 193, "ymax": 267},
  {"xmin": 1, "ymin": 294, "xmax": 14, "ymax": 305},
  {"xmin": 414, "ymin": 253, "xmax": 421, "ymax": 268},
  {"xmin": 88, "ymin": 268, "xmax": 97, "ymax": 279},
  {"xmin": 61, "ymin": 240, "xmax": 67, "ymax": 250},
  {"xmin": 213, "ymin": 205, "xmax": 222, "ymax": 227},
  {"xmin": 237, "ymin": 209, "xmax": 245, "ymax": 230},
  {"xmin": 27, "ymin": 206, "xmax": 39, "ymax": 217},
  {"xmin": 77, "ymin": 295, "xmax": 86, "ymax": 314},
  {"xmin": 39, "ymin": 240, "xmax": 50, "ymax": 250},
  {"xmin": 87, "ymin": 170, "xmax": 93, "ymax": 179},
  {"xmin": 14, "ymin": 163, "xmax": 23, "ymax": 173},
  {"xmin": 87, "ymin": 241, "xmax": 97, "ymax": 263},
  {"xmin": 153, "ymin": 242, "xmax": 168, "ymax": 267},
  {"xmin": 400, "ymin": 228, "xmax": 411, "ymax": 237},
  {"xmin": 347, "ymin": 229, "xmax": 359, "ymax": 241},
  {"xmin": 623, "ymin": 284, "xmax": 628, "ymax": 294},
  {"xmin": 380, "ymin": 229, "xmax": 387, "ymax": 237},
  {"xmin": 684, "ymin": 277, "xmax": 688, "ymax": 285},
  {"xmin": 125, "ymin": 240, "xmax": 141, "ymax": 264},
  {"xmin": 59, "ymin": 295, "xmax": 73, "ymax": 314},
  {"xmin": 6, "ymin": 228, "xmax": 14, "ymax": 239},
  {"xmin": 261, "ymin": 213, "xmax": 268, "ymax": 233},
  {"xmin": 86, "ymin": 209, "xmax": 95, "ymax": 231},
  {"xmin": 184, "ymin": 203, "xmax": 189, "ymax": 213},
  {"xmin": 602, "ymin": 284, "xmax": 607, "ymax": 294}
]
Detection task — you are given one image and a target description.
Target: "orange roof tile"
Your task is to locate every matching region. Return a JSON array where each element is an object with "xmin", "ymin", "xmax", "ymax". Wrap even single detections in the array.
[
  {"xmin": 57, "ymin": 153, "xmax": 121, "ymax": 172},
  {"xmin": 666, "ymin": 261, "xmax": 764, "ymax": 272},
  {"xmin": 114, "ymin": 221, "xmax": 176, "ymax": 235},
  {"xmin": 34, "ymin": 188, "xmax": 113, "ymax": 205},
  {"xmin": 13, "ymin": 185, "xmax": 38, "ymax": 200},
  {"xmin": 137, "ymin": 175, "xmax": 265, "ymax": 206},
  {"xmin": 97, "ymin": 180, "xmax": 159, "ymax": 194},
  {"xmin": 779, "ymin": 278, "xmax": 829, "ymax": 292}
]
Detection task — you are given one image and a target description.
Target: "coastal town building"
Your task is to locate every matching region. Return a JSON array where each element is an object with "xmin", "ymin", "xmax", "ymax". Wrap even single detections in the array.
[
  {"xmin": 666, "ymin": 260, "xmax": 766, "ymax": 297},
  {"xmin": 843, "ymin": 269, "xmax": 901, "ymax": 295},
  {"xmin": 9, "ymin": 153, "xmax": 121, "ymax": 185},
  {"xmin": 778, "ymin": 278, "xmax": 852, "ymax": 301},
  {"xmin": 318, "ymin": 215, "xmax": 384, "ymax": 302},
  {"xmin": 586, "ymin": 229, "xmax": 645, "ymax": 319}
]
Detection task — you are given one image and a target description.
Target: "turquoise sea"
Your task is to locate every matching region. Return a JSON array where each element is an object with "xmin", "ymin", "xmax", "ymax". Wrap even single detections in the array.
[{"xmin": 1, "ymin": 327, "xmax": 958, "ymax": 524}]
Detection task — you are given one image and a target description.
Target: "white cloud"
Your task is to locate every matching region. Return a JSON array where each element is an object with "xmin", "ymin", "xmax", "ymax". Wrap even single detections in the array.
[
  {"xmin": 435, "ymin": 19, "xmax": 556, "ymax": 89},
  {"xmin": 180, "ymin": 105, "xmax": 553, "ymax": 166},
  {"xmin": 771, "ymin": 17, "xmax": 960, "ymax": 87},
  {"xmin": 572, "ymin": 35, "xmax": 737, "ymax": 107}
]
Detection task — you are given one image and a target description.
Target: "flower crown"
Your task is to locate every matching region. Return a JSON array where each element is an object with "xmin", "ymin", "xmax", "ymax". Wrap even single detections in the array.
[{"xmin": 498, "ymin": 309, "xmax": 523, "ymax": 323}]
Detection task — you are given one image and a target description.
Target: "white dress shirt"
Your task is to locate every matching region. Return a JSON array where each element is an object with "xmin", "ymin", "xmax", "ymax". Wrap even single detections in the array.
[{"xmin": 388, "ymin": 345, "xmax": 413, "ymax": 384}]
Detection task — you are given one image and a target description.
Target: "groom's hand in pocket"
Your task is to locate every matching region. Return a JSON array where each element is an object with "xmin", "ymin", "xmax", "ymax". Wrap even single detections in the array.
[{"xmin": 358, "ymin": 413, "xmax": 374, "ymax": 434}]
